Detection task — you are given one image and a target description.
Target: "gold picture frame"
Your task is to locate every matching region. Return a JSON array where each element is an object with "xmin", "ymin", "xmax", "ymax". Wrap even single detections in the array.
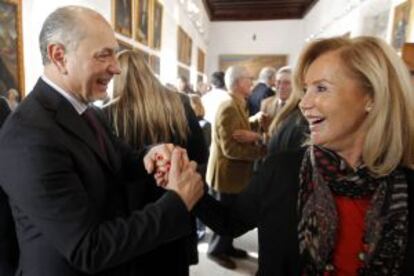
[
  {"xmin": 197, "ymin": 48, "xmax": 205, "ymax": 74},
  {"xmin": 113, "ymin": 0, "xmax": 133, "ymax": 38},
  {"xmin": 135, "ymin": 0, "xmax": 150, "ymax": 45},
  {"xmin": 219, "ymin": 54, "xmax": 288, "ymax": 79},
  {"xmin": 177, "ymin": 27, "xmax": 192, "ymax": 66},
  {"xmin": 0, "ymin": 0, "xmax": 24, "ymax": 97},
  {"xmin": 152, "ymin": 0, "xmax": 163, "ymax": 50},
  {"xmin": 391, "ymin": 0, "xmax": 412, "ymax": 52}
]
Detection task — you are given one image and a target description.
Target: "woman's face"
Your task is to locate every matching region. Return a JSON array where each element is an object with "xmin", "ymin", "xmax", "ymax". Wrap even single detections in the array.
[{"xmin": 299, "ymin": 50, "xmax": 372, "ymax": 155}]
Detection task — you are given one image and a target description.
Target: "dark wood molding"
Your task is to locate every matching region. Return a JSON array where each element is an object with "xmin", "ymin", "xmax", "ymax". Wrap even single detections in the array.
[{"xmin": 203, "ymin": 0, "xmax": 318, "ymax": 21}]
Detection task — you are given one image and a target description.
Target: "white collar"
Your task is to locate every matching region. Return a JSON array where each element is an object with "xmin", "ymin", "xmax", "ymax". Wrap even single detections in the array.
[{"xmin": 41, "ymin": 75, "xmax": 88, "ymax": 115}]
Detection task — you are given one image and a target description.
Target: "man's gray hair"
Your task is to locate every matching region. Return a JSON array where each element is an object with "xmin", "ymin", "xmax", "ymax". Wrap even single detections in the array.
[
  {"xmin": 225, "ymin": 65, "xmax": 247, "ymax": 91},
  {"xmin": 276, "ymin": 66, "xmax": 292, "ymax": 75},
  {"xmin": 258, "ymin": 66, "xmax": 276, "ymax": 82},
  {"xmin": 39, "ymin": 6, "xmax": 94, "ymax": 65}
]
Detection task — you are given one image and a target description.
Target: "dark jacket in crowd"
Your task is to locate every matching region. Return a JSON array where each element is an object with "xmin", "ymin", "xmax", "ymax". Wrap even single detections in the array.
[
  {"xmin": 267, "ymin": 108, "xmax": 309, "ymax": 154},
  {"xmin": 247, "ymin": 82, "xmax": 274, "ymax": 116},
  {"xmin": 0, "ymin": 96, "xmax": 17, "ymax": 276}
]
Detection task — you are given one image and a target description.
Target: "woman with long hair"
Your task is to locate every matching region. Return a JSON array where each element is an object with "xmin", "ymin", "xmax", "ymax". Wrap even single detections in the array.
[
  {"xmin": 105, "ymin": 50, "xmax": 207, "ymax": 276},
  {"xmin": 193, "ymin": 36, "xmax": 414, "ymax": 275}
]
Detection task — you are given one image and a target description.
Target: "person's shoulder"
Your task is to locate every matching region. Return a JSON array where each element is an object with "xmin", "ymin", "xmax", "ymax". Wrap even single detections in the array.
[{"xmin": 264, "ymin": 148, "xmax": 306, "ymax": 171}]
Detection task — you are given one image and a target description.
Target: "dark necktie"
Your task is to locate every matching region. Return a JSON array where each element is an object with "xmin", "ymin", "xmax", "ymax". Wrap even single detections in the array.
[{"xmin": 82, "ymin": 108, "xmax": 108, "ymax": 161}]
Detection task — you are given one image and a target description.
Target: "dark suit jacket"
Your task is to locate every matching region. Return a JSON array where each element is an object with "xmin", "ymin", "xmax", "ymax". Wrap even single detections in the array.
[
  {"xmin": 194, "ymin": 149, "xmax": 414, "ymax": 275},
  {"xmin": 247, "ymin": 82, "xmax": 275, "ymax": 116},
  {"xmin": 0, "ymin": 96, "xmax": 17, "ymax": 276},
  {"xmin": 0, "ymin": 97, "xmax": 10, "ymax": 129},
  {"xmin": 0, "ymin": 78, "xmax": 192, "ymax": 276}
]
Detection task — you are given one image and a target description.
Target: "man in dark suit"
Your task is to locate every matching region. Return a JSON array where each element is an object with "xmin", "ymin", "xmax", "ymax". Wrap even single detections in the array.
[
  {"xmin": 247, "ymin": 67, "xmax": 276, "ymax": 116},
  {"xmin": 0, "ymin": 96, "xmax": 10, "ymax": 128},
  {"xmin": 0, "ymin": 6, "xmax": 203, "ymax": 276},
  {"xmin": 0, "ymin": 96, "xmax": 17, "ymax": 276}
]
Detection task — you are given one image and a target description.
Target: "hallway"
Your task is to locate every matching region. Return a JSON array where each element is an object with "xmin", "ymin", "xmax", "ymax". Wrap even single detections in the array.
[{"xmin": 191, "ymin": 229, "xmax": 258, "ymax": 275}]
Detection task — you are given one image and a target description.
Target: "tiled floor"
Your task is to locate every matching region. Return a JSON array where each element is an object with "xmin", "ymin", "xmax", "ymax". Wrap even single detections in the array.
[{"xmin": 190, "ymin": 228, "xmax": 258, "ymax": 275}]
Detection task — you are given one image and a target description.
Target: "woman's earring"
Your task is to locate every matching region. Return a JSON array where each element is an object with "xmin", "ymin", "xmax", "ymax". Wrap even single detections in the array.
[{"xmin": 365, "ymin": 105, "xmax": 372, "ymax": 112}]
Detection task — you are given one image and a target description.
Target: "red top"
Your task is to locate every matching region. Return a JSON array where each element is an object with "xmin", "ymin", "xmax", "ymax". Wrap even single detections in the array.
[{"xmin": 330, "ymin": 196, "xmax": 371, "ymax": 275}]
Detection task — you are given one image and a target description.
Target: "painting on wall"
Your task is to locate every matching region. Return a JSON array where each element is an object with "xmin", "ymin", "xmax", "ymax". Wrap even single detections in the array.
[
  {"xmin": 197, "ymin": 48, "xmax": 205, "ymax": 74},
  {"xmin": 152, "ymin": 0, "xmax": 163, "ymax": 50},
  {"xmin": 113, "ymin": 0, "xmax": 133, "ymax": 37},
  {"xmin": 177, "ymin": 27, "xmax": 192, "ymax": 66},
  {"xmin": 136, "ymin": 0, "xmax": 150, "ymax": 45},
  {"xmin": 219, "ymin": 54, "xmax": 288, "ymax": 79},
  {"xmin": 0, "ymin": 0, "xmax": 24, "ymax": 97},
  {"xmin": 391, "ymin": 0, "xmax": 412, "ymax": 52}
]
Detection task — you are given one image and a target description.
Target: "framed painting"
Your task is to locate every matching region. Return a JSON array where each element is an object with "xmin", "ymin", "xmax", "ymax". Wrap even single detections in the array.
[
  {"xmin": 0, "ymin": 0, "xmax": 24, "ymax": 97},
  {"xmin": 135, "ymin": 0, "xmax": 150, "ymax": 45},
  {"xmin": 197, "ymin": 48, "xmax": 205, "ymax": 74},
  {"xmin": 177, "ymin": 27, "xmax": 192, "ymax": 66},
  {"xmin": 150, "ymin": 54, "xmax": 160, "ymax": 75},
  {"xmin": 219, "ymin": 54, "xmax": 288, "ymax": 79},
  {"xmin": 113, "ymin": 0, "xmax": 133, "ymax": 37},
  {"xmin": 152, "ymin": 0, "xmax": 163, "ymax": 50},
  {"xmin": 391, "ymin": 0, "xmax": 412, "ymax": 52}
]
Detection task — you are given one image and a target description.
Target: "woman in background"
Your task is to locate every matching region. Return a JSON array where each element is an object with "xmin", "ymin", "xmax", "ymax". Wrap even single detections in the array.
[{"xmin": 105, "ymin": 50, "xmax": 207, "ymax": 276}]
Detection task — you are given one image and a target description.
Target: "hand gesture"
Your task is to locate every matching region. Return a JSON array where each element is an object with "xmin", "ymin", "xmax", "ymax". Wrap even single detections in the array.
[{"xmin": 165, "ymin": 148, "xmax": 204, "ymax": 210}]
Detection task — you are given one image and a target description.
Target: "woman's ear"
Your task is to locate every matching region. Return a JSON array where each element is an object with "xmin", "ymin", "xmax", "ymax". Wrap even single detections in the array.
[{"xmin": 365, "ymin": 98, "xmax": 374, "ymax": 112}]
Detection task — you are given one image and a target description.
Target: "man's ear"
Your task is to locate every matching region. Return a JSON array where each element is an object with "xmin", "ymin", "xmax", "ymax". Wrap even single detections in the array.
[{"xmin": 47, "ymin": 43, "xmax": 68, "ymax": 74}]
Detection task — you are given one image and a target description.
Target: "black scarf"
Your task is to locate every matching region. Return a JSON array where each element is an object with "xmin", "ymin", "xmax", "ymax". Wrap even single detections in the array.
[{"xmin": 298, "ymin": 145, "xmax": 408, "ymax": 275}]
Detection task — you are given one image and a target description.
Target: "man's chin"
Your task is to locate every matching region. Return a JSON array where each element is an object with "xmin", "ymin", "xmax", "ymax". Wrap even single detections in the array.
[{"xmin": 84, "ymin": 92, "xmax": 107, "ymax": 104}]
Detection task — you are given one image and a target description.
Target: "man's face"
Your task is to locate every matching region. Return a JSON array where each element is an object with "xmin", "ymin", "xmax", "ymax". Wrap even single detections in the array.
[
  {"xmin": 275, "ymin": 72, "xmax": 292, "ymax": 102},
  {"xmin": 236, "ymin": 70, "xmax": 253, "ymax": 98},
  {"xmin": 63, "ymin": 18, "xmax": 120, "ymax": 103}
]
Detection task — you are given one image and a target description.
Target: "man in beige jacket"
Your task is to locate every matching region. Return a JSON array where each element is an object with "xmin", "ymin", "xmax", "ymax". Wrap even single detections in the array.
[{"xmin": 206, "ymin": 65, "xmax": 266, "ymax": 269}]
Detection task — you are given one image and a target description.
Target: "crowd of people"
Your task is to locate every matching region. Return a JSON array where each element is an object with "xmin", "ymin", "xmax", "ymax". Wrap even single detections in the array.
[{"xmin": 0, "ymin": 5, "xmax": 413, "ymax": 276}]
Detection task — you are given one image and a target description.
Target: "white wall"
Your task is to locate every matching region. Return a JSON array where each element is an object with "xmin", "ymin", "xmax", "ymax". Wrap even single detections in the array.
[
  {"xmin": 22, "ymin": 0, "xmax": 208, "ymax": 94},
  {"xmin": 206, "ymin": 20, "xmax": 303, "ymax": 78}
]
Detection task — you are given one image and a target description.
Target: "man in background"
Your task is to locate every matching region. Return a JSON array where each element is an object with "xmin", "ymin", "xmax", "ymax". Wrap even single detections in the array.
[{"xmin": 247, "ymin": 66, "xmax": 276, "ymax": 116}]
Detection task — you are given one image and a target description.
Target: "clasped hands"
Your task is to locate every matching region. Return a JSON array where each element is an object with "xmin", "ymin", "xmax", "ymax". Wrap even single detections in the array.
[{"xmin": 143, "ymin": 144, "xmax": 203, "ymax": 210}]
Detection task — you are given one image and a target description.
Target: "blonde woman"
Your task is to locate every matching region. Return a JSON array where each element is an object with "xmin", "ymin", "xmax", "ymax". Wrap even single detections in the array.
[
  {"xmin": 105, "ymin": 50, "xmax": 208, "ymax": 276},
  {"xmin": 194, "ymin": 36, "xmax": 414, "ymax": 275}
]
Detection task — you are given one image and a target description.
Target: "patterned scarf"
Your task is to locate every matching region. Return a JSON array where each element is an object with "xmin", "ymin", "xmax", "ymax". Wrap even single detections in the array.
[{"xmin": 298, "ymin": 145, "xmax": 408, "ymax": 275}]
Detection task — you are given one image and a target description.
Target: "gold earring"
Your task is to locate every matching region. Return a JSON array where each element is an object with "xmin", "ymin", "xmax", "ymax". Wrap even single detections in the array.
[{"xmin": 366, "ymin": 105, "xmax": 372, "ymax": 112}]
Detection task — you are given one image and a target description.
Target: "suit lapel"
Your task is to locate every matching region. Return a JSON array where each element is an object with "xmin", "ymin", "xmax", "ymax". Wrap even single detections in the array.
[
  {"xmin": 34, "ymin": 78, "xmax": 116, "ymax": 172},
  {"xmin": 231, "ymin": 96, "xmax": 250, "ymax": 130}
]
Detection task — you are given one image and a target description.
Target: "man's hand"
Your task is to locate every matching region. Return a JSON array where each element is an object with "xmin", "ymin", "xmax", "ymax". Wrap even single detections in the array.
[
  {"xmin": 144, "ymin": 144, "xmax": 174, "ymax": 173},
  {"xmin": 164, "ymin": 148, "xmax": 204, "ymax": 211},
  {"xmin": 232, "ymin": 129, "xmax": 260, "ymax": 143}
]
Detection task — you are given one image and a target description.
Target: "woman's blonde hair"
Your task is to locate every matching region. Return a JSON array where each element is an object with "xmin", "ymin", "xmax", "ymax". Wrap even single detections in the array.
[
  {"xmin": 106, "ymin": 50, "xmax": 189, "ymax": 149},
  {"xmin": 294, "ymin": 36, "xmax": 414, "ymax": 175},
  {"xmin": 188, "ymin": 94, "xmax": 205, "ymax": 119}
]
